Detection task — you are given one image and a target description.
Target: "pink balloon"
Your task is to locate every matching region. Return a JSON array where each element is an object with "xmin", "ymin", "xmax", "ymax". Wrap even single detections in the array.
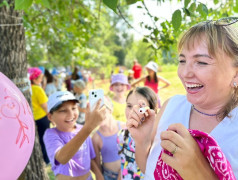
[{"xmin": 0, "ymin": 72, "xmax": 35, "ymax": 179}]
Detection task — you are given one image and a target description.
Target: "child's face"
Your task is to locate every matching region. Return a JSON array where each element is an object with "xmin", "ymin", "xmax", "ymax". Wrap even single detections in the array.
[
  {"xmin": 100, "ymin": 107, "xmax": 113, "ymax": 126},
  {"xmin": 33, "ymin": 73, "xmax": 44, "ymax": 85},
  {"xmin": 125, "ymin": 92, "xmax": 149, "ymax": 120},
  {"xmin": 48, "ymin": 101, "xmax": 79, "ymax": 132},
  {"xmin": 73, "ymin": 86, "xmax": 82, "ymax": 94},
  {"xmin": 147, "ymin": 68, "xmax": 155, "ymax": 76},
  {"xmin": 111, "ymin": 83, "xmax": 127, "ymax": 95}
]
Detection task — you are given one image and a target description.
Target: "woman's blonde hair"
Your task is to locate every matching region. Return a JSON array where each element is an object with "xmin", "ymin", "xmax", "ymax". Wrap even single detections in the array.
[{"xmin": 178, "ymin": 21, "xmax": 238, "ymax": 119}]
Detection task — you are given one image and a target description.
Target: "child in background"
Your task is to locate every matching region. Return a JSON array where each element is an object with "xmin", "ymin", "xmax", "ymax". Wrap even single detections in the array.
[
  {"xmin": 127, "ymin": 70, "xmax": 134, "ymax": 84},
  {"xmin": 92, "ymin": 96, "xmax": 126, "ymax": 180},
  {"xmin": 73, "ymin": 79, "xmax": 87, "ymax": 125},
  {"xmin": 44, "ymin": 69, "xmax": 57, "ymax": 97},
  {"xmin": 110, "ymin": 74, "xmax": 131, "ymax": 122},
  {"xmin": 131, "ymin": 61, "xmax": 170, "ymax": 108},
  {"xmin": 117, "ymin": 87, "xmax": 158, "ymax": 180},
  {"xmin": 43, "ymin": 91, "xmax": 105, "ymax": 180},
  {"xmin": 65, "ymin": 72, "xmax": 72, "ymax": 92},
  {"xmin": 28, "ymin": 67, "xmax": 50, "ymax": 164}
]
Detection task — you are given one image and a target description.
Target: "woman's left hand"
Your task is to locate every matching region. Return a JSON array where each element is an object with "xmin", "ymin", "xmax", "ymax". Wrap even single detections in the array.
[{"xmin": 160, "ymin": 123, "xmax": 218, "ymax": 180}]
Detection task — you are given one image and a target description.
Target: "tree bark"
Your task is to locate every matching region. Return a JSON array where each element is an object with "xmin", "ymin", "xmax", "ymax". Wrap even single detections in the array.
[{"xmin": 0, "ymin": 1, "xmax": 49, "ymax": 179}]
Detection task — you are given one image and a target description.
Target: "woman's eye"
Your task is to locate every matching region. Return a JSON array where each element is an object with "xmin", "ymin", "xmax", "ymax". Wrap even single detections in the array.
[
  {"xmin": 178, "ymin": 60, "xmax": 186, "ymax": 64},
  {"xmin": 198, "ymin": 61, "xmax": 208, "ymax": 65}
]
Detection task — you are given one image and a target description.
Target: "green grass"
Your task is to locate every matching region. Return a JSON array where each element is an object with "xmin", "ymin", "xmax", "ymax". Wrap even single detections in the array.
[
  {"xmin": 159, "ymin": 67, "xmax": 185, "ymax": 104},
  {"xmin": 46, "ymin": 165, "xmax": 55, "ymax": 180}
]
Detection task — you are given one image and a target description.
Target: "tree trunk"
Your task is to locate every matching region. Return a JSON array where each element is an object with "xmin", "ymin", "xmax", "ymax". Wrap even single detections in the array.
[{"xmin": 0, "ymin": 1, "xmax": 49, "ymax": 179}]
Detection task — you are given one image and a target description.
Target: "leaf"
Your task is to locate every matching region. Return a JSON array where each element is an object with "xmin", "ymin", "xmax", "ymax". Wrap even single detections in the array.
[
  {"xmin": 154, "ymin": 16, "xmax": 159, "ymax": 22},
  {"xmin": 184, "ymin": 8, "xmax": 190, "ymax": 16},
  {"xmin": 0, "ymin": 0, "xmax": 9, "ymax": 8},
  {"xmin": 137, "ymin": 5, "xmax": 142, "ymax": 8},
  {"xmin": 234, "ymin": 0, "xmax": 238, "ymax": 13},
  {"xmin": 15, "ymin": 0, "xmax": 33, "ymax": 10},
  {"xmin": 197, "ymin": 3, "xmax": 208, "ymax": 18},
  {"xmin": 188, "ymin": 2, "xmax": 196, "ymax": 12},
  {"xmin": 153, "ymin": 29, "xmax": 159, "ymax": 37},
  {"xmin": 172, "ymin": 9, "xmax": 182, "ymax": 31},
  {"xmin": 126, "ymin": 0, "xmax": 138, "ymax": 5},
  {"xmin": 40, "ymin": 0, "xmax": 51, "ymax": 9},
  {"xmin": 103, "ymin": 0, "xmax": 118, "ymax": 12},
  {"xmin": 213, "ymin": 0, "xmax": 219, "ymax": 5},
  {"xmin": 143, "ymin": 38, "xmax": 149, "ymax": 43},
  {"xmin": 184, "ymin": 0, "xmax": 191, "ymax": 8}
]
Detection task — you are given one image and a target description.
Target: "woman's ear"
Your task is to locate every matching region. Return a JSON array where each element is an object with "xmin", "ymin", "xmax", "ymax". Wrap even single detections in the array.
[{"xmin": 232, "ymin": 71, "xmax": 238, "ymax": 88}]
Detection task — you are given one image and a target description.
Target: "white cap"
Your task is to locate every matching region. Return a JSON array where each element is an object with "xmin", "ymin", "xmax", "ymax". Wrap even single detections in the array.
[
  {"xmin": 145, "ymin": 61, "xmax": 158, "ymax": 73},
  {"xmin": 72, "ymin": 79, "xmax": 86, "ymax": 90},
  {"xmin": 48, "ymin": 91, "xmax": 78, "ymax": 112}
]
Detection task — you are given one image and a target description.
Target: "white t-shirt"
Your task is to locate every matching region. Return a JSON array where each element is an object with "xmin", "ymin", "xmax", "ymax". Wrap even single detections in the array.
[
  {"xmin": 45, "ymin": 83, "xmax": 57, "ymax": 97},
  {"xmin": 144, "ymin": 95, "xmax": 238, "ymax": 179}
]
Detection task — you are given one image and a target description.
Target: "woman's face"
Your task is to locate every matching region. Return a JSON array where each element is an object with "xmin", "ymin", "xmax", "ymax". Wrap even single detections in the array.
[
  {"xmin": 177, "ymin": 37, "xmax": 238, "ymax": 109},
  {"xmin": 125, "ymin": 92, "xmax": 149, "ymax": 120}
]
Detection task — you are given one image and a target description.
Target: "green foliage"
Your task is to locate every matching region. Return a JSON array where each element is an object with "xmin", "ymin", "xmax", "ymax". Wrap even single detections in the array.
[
  {"xmin": 126, "ymin": 0, "xmax": 138, "ymax": 5},
  {"xmin": 197, "ymin": 3, "xmax": 208, "ymax": 18},
  {"xmin": 37, "ymin": 0, "xmax": 50, "ymax": 9},
  {"xmin": 23, "ymin": 0, "xmax": 133, "ymax": 74},
  {"xmin": 0, "ymin": 0, "xmax": 9, "ymax": 8},
  {"xmin": 103, "ymin": 0, "xmax": 118, "ymax": 12},
  {"xmin": 8, "ymin": 0, "xmax": 238, "ymax": 68},
  {"xmin": 184, "ymin": 0, "xmax": 190, "ymax": 8},
  {"xmin": 15, "ymin": 0, "xmax": 33, "ymax": 10},
  {"xmin": 172, "ymin": 9, "xmax": 182, "ymax": 30},
  {"xmin": 213, "ymin": 0, "xmax": 219, "ymax": 5},
  {"xmin": 234, "ymin": 0, "xmax": 238, "ymax": 13},
  {"xmin": 102, "ymin": 0, "xmax": 237, "ymax": 65}
]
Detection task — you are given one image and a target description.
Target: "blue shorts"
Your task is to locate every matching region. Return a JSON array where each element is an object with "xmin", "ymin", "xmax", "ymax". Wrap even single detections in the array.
[{"xmin": 103, "ymin": 166, "xmax": 119, "ymax": 180}]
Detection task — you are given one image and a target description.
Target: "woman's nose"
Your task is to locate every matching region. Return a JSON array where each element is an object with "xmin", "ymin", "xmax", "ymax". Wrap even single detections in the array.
[{"xmin": 180, "ymin": 63, "xmax": 194, "ymax": 78}]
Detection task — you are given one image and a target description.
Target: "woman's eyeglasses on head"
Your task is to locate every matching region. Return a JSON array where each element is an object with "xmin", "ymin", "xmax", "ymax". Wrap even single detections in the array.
[{"xmin": 206, "ymin": 17, "xmax": 238, "ymax": 26}]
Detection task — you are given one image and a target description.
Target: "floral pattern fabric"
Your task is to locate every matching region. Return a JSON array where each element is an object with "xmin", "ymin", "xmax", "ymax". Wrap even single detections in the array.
[
  {"xmin": 154, "ymin": 129, "xmax": 235, "ymax": 180},
  {"xmin": 117, "ymin": 129, "xmax": 144, "ymax": 180}
]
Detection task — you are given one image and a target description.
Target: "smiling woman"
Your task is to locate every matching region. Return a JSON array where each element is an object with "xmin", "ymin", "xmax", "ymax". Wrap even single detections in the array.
[{"xmin": 126, "ymin": 17, "xmax": 238, "ymax": 180}]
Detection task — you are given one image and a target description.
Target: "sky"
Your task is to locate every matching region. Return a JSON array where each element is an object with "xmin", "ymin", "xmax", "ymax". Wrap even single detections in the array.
[{"xmin": 128, "ymin": 0, "xmax": 215, "ymax": 40}]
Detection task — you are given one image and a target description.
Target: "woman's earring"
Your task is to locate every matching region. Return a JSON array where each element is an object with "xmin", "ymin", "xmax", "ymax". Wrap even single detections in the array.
[{"xmin": 234, "ymin": 82, "xmax": 237, "ymax": 88}]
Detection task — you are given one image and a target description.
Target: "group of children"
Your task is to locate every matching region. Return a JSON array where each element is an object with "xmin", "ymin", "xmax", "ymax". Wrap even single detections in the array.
[{"xmin": 37, "ymin": 61, "xmax": 170, "ymax": 179}]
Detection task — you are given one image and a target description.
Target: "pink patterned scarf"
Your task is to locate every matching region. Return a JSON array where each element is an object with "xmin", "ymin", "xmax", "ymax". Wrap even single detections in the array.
[{"xmin": 154, "ymin": 129, "xmax": 235, "ymax": 180}]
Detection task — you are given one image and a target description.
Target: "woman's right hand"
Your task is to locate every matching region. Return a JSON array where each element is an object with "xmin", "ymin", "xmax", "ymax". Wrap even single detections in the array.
[
  {"xmin": 126, "ymin": 100, "xmax": 156, "ymax": 145},
  {"xmin": 84, "ymin": 99, "xmax": 106, "ymax": 132}
]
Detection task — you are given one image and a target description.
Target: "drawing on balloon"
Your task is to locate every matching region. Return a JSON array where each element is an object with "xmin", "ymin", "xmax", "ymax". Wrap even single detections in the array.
[{"xmin": 0, "ymin": 88, "xmax": 31, "ymax": 148}]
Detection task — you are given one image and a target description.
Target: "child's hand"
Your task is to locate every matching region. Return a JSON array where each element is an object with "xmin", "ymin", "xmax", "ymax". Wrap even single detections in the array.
[
  {"xmin": 126, "ymin": 100, "xmax": 155, "ymax": 145},
  {"xmin": 84, "ymin": 99, "xmax": 106, "ymax": 132}
]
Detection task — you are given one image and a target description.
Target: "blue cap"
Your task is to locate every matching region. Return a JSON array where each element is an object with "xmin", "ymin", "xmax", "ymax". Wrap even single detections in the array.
[
  {"xmin": 39, "ymin": 66, "xmax": 45, "ymax": 74},
  {"xmin": 51, "ymin": 68, "xmax": 59, "ymax": 75}
]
